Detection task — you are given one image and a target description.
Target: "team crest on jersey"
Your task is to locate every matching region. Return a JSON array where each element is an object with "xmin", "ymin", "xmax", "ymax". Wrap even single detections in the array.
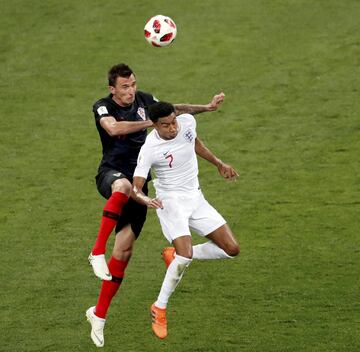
[
  {"xmin": 137, "ymin": 107, "xmax": 146, "ymax": 120},
  {"xmin": 183, "ymin": 128, "xmax": 194, "ymax": 143}
]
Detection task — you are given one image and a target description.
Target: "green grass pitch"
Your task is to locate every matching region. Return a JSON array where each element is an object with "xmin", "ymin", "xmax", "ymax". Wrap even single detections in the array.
[{"xmin": 0, "ymin": 0, "xmax": 359, "ymax": 351}]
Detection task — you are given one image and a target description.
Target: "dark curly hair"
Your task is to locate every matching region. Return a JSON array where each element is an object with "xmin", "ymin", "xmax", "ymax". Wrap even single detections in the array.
[
  {"xmin": 108, "ymin": 63, "xmax": 134, "ymax": 87},
  {"xmin": 148, "ymin": 102, "xmax": 175, "ymax": 122}
]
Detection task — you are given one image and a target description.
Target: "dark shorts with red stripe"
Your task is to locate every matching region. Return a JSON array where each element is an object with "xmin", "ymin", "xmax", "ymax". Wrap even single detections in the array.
[{"xmin": 95, "ymin": 169, "xmax": 148, "ymax": 238}]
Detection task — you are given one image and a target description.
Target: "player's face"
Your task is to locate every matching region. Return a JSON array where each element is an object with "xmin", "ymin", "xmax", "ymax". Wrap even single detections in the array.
[
  {"xmin": 154, "ymin": 113, "xmax": 178, "ymax": 140},
  {"xmin": 109, "ymin": 74, "xmax": 137, "ymax": 107}
]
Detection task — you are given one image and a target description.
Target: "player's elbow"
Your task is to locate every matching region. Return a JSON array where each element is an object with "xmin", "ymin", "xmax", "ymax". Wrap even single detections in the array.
[
  {"xmin": 105, "ymin": 123, "xmax": 128, "ymax": 137},
  {"xmin": 107, "ymin": 128, "xmax": 121, "ymax": 137}
]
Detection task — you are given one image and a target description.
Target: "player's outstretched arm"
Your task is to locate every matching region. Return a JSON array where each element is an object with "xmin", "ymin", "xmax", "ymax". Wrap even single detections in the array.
[
  {"xmin": 195, "ymin": 137, "xmax": 239, "ymax": 181},
  {"xmin": 132, "ymin": 176, "xmax": 163, "ymax": 208},
  {"xmin": 100, "ymin": 115, "xmax": 153, "ymax": 137},
  {"xmin": 173, "ymin": 92, "xmax": 225, "ymax": 116}
]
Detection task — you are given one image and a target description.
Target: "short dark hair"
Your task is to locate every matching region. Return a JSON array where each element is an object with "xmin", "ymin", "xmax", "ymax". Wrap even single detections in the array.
[
  {"xmin": 148, "ymin": 102, "xmax": 175, "ymax": 122},
  {"xmin": 108, "ymin": 63, "xmax": 134, "ymax": 87}
]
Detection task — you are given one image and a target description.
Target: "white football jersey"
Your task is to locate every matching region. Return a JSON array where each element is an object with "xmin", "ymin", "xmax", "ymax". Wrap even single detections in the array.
[{"xmin": 134, "ymin": 114, "xmax": 199, "ymax": 196}]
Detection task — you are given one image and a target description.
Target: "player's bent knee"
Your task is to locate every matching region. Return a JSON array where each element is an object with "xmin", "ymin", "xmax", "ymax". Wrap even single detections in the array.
[
  {"xmin": 175, "ymin": 254, "xmax": 193, "ymax": 270},
  {"xmin": 180, "ymin": 252, "xmax": 193, "ymax": 260},
  {"xmin": 225, "ymin": 243, "xmax": 240, "ymax": 257},
  {"xmin": 112, "ymin": 178, "xmax": 131, "ymax": 196}
]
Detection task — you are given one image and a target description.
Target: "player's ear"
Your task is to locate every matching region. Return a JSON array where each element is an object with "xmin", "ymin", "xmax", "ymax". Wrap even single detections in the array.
[
  {"xmin": 152, "ymin": 120, "xmax": 160, "ymax": 130},
  {"xmin": 109, "ymin": 85, "xmax": 115, "ymax": 94}
]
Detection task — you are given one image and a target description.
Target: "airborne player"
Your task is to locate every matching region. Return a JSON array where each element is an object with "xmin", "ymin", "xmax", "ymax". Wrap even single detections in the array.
[
  {"xmin": 86, "ymin": 63, "xmax": 225, "ymax": 347},
  {"xmin": 133, "ymin": 102, "xmax": 240, "ymax": 339}
]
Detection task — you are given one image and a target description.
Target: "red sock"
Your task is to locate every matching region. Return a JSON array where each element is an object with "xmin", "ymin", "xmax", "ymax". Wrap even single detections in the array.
[
  {"xmin": 92, "ymin": 192, "xmax": 129, "ymax": 255},
  {"xmin": 94, "ymin": 256, "xmax": 129, "ymax": 319}
]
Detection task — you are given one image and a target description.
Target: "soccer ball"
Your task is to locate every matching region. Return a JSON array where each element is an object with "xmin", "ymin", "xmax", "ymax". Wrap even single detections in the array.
[{"xmin": 144, "ymin": 15, "xmax": 177, "ymax": 47}]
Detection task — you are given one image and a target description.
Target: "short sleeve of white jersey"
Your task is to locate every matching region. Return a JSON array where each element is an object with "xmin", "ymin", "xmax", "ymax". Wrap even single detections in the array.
[
  {"xmin": 177, "ymin": 113, "xmax": 196, "ymax": 127},
  {"xmin": 133, "ymin": 143, "xmax": 154, "ymax": 179}
]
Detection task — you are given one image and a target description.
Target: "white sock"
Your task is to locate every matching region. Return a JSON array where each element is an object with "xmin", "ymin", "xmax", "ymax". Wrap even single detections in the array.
[
  {"xmin": 192, "ymin": 241, "xmax": 233, "ymax": 260},
  {"xmin": 155, "ymin": 254, "xmax": 192, "ymax": 309}
]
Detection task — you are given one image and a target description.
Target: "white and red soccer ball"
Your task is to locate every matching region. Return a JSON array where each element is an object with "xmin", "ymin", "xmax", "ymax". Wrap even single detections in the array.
[{"xmin": 144, "ymin": 15, "xmax": 177, "ymax": 47}]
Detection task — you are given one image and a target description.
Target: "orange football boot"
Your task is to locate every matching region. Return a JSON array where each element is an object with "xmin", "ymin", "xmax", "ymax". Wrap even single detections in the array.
[
  {"xmin": 150, "ymin": 304, "xmax": 168, "ymax": 339},
  {"xmin": 162, "ymin": 247, "xmax": 176, "ymax": 268}
]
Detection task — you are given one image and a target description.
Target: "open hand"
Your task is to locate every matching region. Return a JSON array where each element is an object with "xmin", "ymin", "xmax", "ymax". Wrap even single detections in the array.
[
  {"xmin": 207, "ymin": 92, "xmax": 225, "ymax": 111},
  {"xmin": 145, "ymin": 197, "xmax": 163, "ymax": 209}
]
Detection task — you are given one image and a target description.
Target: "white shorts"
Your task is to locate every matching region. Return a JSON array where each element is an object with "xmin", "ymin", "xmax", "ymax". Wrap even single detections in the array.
[{"xmin": 156, "ymin": 190, "xmax": 226, "ymax": 243}]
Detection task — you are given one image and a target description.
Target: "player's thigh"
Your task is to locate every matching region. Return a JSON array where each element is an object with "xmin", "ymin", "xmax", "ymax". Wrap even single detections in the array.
[
  {"xmin": 96, "ymin": 169, "xmax": 130, "ymax": 199},
  {"xmin": 115, "ymin": 182, "xmax": 149, "ymax": 239},
  {"xmin": 156, "ymin": 197, "xmax": 191, "ymax": 243},
  {"xmin": 189, "ymin": 194, "xmax": 226, "ymax": 237}
]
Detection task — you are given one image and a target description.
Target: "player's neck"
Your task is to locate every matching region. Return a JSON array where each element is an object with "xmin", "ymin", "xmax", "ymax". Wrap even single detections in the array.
[
  {"xmin": 155, "ymin": 130, "xmax": 178, "ymax": 141},
  {"xmin": 111, "ymin": 95, "xmax": 133, "ymax": 109}
]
